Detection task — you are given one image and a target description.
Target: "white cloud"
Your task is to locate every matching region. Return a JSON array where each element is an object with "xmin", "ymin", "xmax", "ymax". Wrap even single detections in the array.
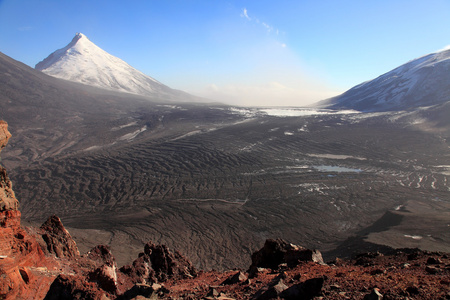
[
  {"xmin": 262, "ymin": 22, "xmax": 273, "ymax": 33},
  {"xmin": 241, "ymin": 8, "xmax": 251, "ymax": 20},
  {"xmin": 240, "ymin": 8, "xmax": 278, "ymax": 35}
]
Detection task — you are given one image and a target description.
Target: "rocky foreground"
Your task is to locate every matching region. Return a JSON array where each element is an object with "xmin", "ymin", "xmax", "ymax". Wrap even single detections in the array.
[{"xmin": 1, "ymin": 121, "xmax": 449, "ymax": 299}]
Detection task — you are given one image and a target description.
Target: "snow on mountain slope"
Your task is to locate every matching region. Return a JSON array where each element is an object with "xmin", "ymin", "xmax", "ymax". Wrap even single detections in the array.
[
  {"xmin": 35, "ymin": 33, "xmax": 175, "ymax": 98},
  {"xmin": 318, "ymin": 48, "xmax": 450, "ymax": 111}
]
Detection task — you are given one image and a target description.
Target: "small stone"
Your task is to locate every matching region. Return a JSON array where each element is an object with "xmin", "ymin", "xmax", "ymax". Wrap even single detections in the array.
[
  {"xmin": 370, "ymin": 269, "xmax": 386, "ymax": 275},
  {"xmin": 406, "ymin": 285, "xmax": 419, "ymax": 295},
  {"xmin": 363, "ymin": 288, "xmax": 383, "ymax": 300},
  {"xmin": 207, "ymin": 288, "xmax": 219, "ymax": 297},
  {"xmin": 425, "ymin": 266, "xmax": 441, "ymax": 274},
  {"xmin": 330, "ymin": 284, "xmax": 341, "ymax": 290},
  {"xmin": 221, "ymin": 271, "xmax": 248, "ymax": 285},
  {"xmin": 426, "ymin": 257, "xmax": 442, "ymax": 265}
]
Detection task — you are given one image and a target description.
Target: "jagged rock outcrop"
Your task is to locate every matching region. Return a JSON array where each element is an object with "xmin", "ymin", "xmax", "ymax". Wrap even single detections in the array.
[
  {"xmin": 40, "ymin": 215, "xmax": 80, "ymax": 259},
  {"xmin": 0, "ymin": 121, "xmax": 18, "ymax": 212},
  {"xmin": 85, "ymin": 245, "xmax": 119, "ymax": 294},
  {"xmin": 44, "ymin": 274, "xmax": 109, "ymax": 300},
  {"xmin": 120, "ymin": 240, "xmax": 197, "ymax": 284},
  {"xmin": 145, "ymin": 241, "xmax": 197, "ymax": 281},
  {"xmin": 0, "ymin": 121, "xmax": 57, "ymax": 300},
  {"xmin": 248, "ymin": 239, "xmax": 324, "ymax": 276}
]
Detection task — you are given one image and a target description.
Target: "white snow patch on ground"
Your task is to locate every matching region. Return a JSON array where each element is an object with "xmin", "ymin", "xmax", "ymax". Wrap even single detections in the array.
[
  {"xmin": 229, "ymin": 107, "xmax": 360, "ymax": 118},
  {"xmin": 119, "ymin": 126, "xmax": 147, "ymax": 141},
  {"xmin": 307, "ymin": 153, "xmax": 366, "ymax": 160},
  {"xmin": 404, "ymin": 235, "xmax": 423, "ymax": 240},
  {"xmin": 434, "ymin": 165, "xmax": 450, "ymax": 175},
  {"xmin": 112, "ymin": 121, "xmax": 138, "ymax": 131},
  {"xmin": 157, "ymin": 105, "xmax": 181, "ymax": 109},
  {"xmin": 291, "ymin": 183, "xmax": 346, "ymax": 195},
  {"xmin": 229, "ymin": 107, "xmax": 261, "ymax": 118},
  {"xmin": 313, "ymin": 165, "xmax": 362, "ymax": 173},
  {"xmin": 84, "ymin": 145, "xmax": 103, "ymax": 151},
  {"xmin": 284, "ymin": 131, "xmax": 294, "ymax": 136},
  {"xmin": 394, "ymin": 205, "xmax": 404, "ymax": 211},
  {"xmin": 258, "ymin": 108, "xmax": 359, "ymax": 117},
  {"xmin": 170, "ymin": 127, "xmax": 218, "ymax": 142}
]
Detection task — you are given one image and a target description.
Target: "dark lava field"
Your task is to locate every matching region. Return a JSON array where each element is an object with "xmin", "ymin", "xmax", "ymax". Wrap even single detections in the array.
[{"xmin": 5, "ymin": 104, "xmax": 450, "ymax": 270}]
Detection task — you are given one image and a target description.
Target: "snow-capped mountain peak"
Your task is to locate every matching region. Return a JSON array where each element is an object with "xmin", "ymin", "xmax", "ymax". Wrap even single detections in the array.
[
  {"xmin": 35, "ymin": 33, "xmax": 169, "ymax": 96},
  {"xmin": 319, "ymin": 47, "xmax": 450, "ymax": 112}
]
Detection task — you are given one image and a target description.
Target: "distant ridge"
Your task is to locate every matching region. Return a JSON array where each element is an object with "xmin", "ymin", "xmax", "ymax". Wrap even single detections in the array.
[
  {"xmin": 35, "ymin": 33, "xmax": 193, "ymax": 101},
  {"xmin": 318, "ymin": 48, "xmax": 450, "ymax": 112}
]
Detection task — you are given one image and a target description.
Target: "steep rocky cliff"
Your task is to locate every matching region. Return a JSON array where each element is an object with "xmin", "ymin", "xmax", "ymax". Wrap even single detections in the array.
[
  {"xmin": 0, "ymin": 121, "xmax": 53, "ymax": 299},
  {"xmin": 0, "ymin": 121, "xmax": 17, "ymax": 211}
]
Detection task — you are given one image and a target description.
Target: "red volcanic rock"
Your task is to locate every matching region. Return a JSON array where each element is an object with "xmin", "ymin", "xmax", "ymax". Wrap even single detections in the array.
[
  {"xmin": 0, "ymin": 121, "xmax": 11, "ymax": 150},
  {"xmin": 120, "ymin": 241, "xmax": 197, "ymax": 285},
  {"xmin": 117, "ymin": 283, "xmax": 164, "ymax": 300},
  {"xmin": 40, "ymin": 215, "xmax": 80, "ymax": 259},
  {"xmin": 0, "ymin": 209, "xmax": 21, "ymax": 229},
  {"xmin": 85, "ymin": 245, "xmax": 119, "ymax": 294},
  {"xmin": 0, "ymin": 167, "xmax": 18, "ymax": 211},
  {"xmin": 144, "ymin": 241, "xmax": 197, "ymax": 282},
  {"xmin": 248, "ymin": 239, "xmax": 324, "ymax": 276},
  {"xmin": 119, "ymin": 253, "xmax": 156, "ymax": 285},
  {"xmin": 252, "ymin": 278, "xmax": 289, "ymax": 300},
  {"xmin": 222, "ymin": 271, "xmax": 248, "ymax": 285},
  {"xmin": 0, "ymin": 121, "xmax": 58, "ymax": 300},
  {"xmin": 0, "ymin": 210, "xmax": 56, "ymax": 300},
  {"xmin": 0, "ymin": 122, "xmax": 18, "ymax": 212},
  {"xmin": 85, "ymin": 245, "xmax": 116, "ymax": 266},
  {"xmin": 44, "ymin": 274, "xmax": 109, "ymax": 300}
]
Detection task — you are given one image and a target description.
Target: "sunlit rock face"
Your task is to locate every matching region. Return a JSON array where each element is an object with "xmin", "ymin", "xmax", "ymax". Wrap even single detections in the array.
[{"xmin": 0, "ymin": 121, "xmax": 18, "ymax": 212}]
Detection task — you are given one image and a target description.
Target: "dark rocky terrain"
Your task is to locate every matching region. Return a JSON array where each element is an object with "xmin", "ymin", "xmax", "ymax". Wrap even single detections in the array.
[
  {"xmin": 1, "ymin": 50, "xmax": 449, "ymax": 272},
  {"xmin": 11, "ymin": 108, "xmax": 450, "ymax": 271},
  {"xmin": 3, "ymin": 122, "xmax": 446, "ymax": 299}
]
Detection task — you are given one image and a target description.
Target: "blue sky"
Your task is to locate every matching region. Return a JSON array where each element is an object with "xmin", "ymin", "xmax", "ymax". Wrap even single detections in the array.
[{"xmin": 1, "ymin": 0, "xmax": 450, "ymax": 106}]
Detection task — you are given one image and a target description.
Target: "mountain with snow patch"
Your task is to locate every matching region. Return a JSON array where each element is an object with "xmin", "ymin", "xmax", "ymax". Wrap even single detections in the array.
[
  {"xmin": 319, "ymin": 48, "xmax": 450, "ymax": 112},
  {"xmin": 36, "ymin": 33, "xmax": 194, "ymax": 101}
]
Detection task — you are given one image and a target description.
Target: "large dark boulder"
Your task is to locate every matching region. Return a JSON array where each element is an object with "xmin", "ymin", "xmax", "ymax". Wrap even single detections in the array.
[
  {"xmin": 248, "ymin": 239, "xmax": 324, "ymax": 276},
  {"xmin": 120, "ymin": 240, "xmax": 197, "ymax": 284},
  {"xmin": 44, "ymin": 274, "xmax": 108, "ymax": 300}
]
